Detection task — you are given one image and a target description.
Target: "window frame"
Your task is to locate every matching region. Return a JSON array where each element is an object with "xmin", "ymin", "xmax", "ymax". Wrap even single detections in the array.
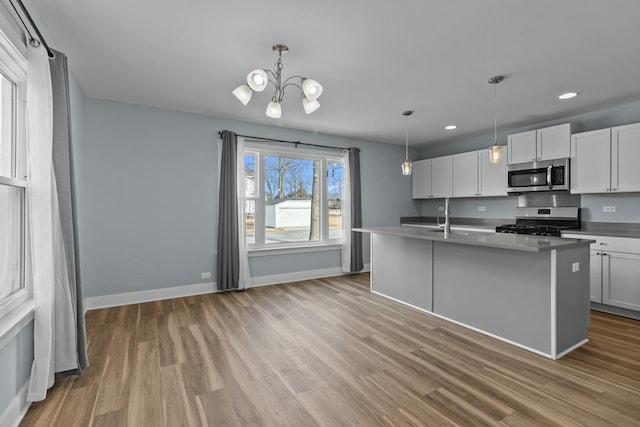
[
  {"xmin": 0, "ymin": 28, "xmax": 30, "ymax": 322},
  {"xmin": 243, "ymin": 142, "xmax": 345, "ymax": 251}
]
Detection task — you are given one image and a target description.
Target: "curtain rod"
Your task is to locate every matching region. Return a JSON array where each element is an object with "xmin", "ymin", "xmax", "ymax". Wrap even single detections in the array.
[
  {"xmin": 218, "ymin": 131, "xmax": 359, "ymax": 152},
  {"xmin": 9, "ymin": 0, "xmax": 54, "ymax": 58}
]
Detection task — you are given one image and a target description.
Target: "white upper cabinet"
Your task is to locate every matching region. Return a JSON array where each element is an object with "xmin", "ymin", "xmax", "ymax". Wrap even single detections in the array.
[
  {"xmin": 479, "ymin": 148, "xmax": 507, "ymax": 196},
  {"xmin": 611, "ymin": 123, "xmax": 640, "ymax": 193},
  {"xmin": 571, "ymin": 122, "xmax": 640, "ymax": 194},
  {"xmin": 507, "ymin": 130, "xmax": 536, "ymax": 164},
  {"xmin": 537, "ymin": 123, "xmax": 573, "ymax": 160},
  {"xmin": 431, "ymin": 155, "xmax": 453, "ymax": 198},
  {"xmin": 508, "ymin": 123, "xmax": 574, "ymax": 164},
  {"xmin": 571, "ymin": 128, "xmax": 611, "ymax": 194},
  {"xmin": 453, "ymin": 149, "xmax": 507, "ymax": 198},
  {"xmin": 453, "ymin": 151, "xmax": 479, "ymax": 197},
  {"xmin": 412, "ymin": 158, "xmax": 432, "ymax": 199}
]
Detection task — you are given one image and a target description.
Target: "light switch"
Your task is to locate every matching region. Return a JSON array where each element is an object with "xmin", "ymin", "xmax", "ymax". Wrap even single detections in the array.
[{"xmin": 572, "ymin": 262, "xmax": 580, "ymax": 272}]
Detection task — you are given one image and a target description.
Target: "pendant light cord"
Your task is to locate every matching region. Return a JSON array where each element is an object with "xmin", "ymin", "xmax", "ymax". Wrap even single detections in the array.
[
  {"xmin": 405, "ymin": 114, "xmax": 409, "ymax": 160},
  {"xmin": 494, "ymin": 82, "xmax": 498, "ymax": 145}
]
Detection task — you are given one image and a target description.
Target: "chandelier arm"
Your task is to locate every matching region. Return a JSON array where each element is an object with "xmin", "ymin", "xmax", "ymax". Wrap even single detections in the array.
[{"xmin": 281, "ymin": 82, "xmax": 303, "ymax": 91}]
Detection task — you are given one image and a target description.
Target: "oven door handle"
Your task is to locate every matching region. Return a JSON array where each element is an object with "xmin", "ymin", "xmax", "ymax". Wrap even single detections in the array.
[{"xmin": 547, "ymin": 165, "xmax": 553, "ymax": 189}]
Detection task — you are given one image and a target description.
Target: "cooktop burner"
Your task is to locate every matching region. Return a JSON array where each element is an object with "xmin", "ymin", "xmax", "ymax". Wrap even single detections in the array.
[{"xmin": 496, "ymin": 206, "xmax": 580, "ymax": 237}]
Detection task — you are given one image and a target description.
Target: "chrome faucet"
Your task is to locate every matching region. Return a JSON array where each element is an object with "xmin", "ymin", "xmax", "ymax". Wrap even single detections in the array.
[{"xmin": 438, "ymin": 197, "xmax": 451, "ymax": 237}]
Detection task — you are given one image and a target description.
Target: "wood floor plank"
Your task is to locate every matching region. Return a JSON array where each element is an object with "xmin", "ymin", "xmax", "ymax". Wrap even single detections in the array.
[{"xmin": 20, "ymin": 273, "xmax": 640, "ymax": 427}]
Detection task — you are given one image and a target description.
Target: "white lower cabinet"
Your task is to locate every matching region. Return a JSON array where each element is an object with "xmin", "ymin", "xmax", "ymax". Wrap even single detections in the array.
[
  {"xmin": 590, "ymin": 250, "xmax": 603, "ymax": 303},
  {"xmin": 603, "ymin": 252, "xmax": 640, "ymax": 311},
  {"xmin": 565, "ymin": 234, "xmax": 640, "ymax": 310}
]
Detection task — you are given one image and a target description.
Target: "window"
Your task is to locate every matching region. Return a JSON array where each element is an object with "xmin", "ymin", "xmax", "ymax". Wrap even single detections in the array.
[
  {"xmin": 0, "ymin": 35, "xmax": 28, "ymax": 318},
  {"xmin": 243, "ymin": 143, "xmax": 345, "ymax": 249}
]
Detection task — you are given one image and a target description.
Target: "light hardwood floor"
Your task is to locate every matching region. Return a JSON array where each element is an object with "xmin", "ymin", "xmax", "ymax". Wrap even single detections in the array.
[{"xmin": 21, "ymin": 273, "xmax": 640, "ymax": 426}]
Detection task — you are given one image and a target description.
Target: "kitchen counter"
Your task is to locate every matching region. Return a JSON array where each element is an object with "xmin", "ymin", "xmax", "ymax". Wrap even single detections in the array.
[
  {"xmin": 355, "ymin": 226, "xmax": 592, "ymax": 359},
  {"xmin": 356, "ymin": 226, "xmax": 594, "ymax": 252},
  {"xmin": 562, "ymin": 222, "xmax": 640, "ymax": 239}
]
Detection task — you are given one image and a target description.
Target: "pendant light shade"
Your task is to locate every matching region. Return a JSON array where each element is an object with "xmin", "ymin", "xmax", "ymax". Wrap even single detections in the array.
[
  {"xmin": 302, "ymin": 78, "xmax": 323, "ymax": 100},
  {"xmin": 402, "ymin": 160, "xmax": 413, "ymax": 175},
  {"xmin": 488, "ymin": 75, "xmax": 504, "ymax": 164},
  {"xmin": 302, "ymin": 96, "xmax": 320, "ymax": 114},
  {"xmin": 232, "ymin": 84, "xmax": 253, "ymax": 105},
  {"xmin": 247, "ymin": 69, "xmax": 268, "ymax": 92},
  {"xmin": 266, "ymin": 100, "xmax": 282, "ymax": 118},
  {"xmin": 402, "ymin": 110, "xmax": 413, "ymax": 176}
]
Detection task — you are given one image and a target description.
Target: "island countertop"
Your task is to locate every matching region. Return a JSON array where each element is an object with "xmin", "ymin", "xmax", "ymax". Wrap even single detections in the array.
[{"xmin": 354, "ymin": 226, "xmax": 595, "ymax": 252}]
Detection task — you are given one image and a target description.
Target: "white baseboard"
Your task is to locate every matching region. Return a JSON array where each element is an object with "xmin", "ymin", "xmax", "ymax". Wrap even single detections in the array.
[
  {"xmin": 84, "ymin": 281, "xmax": 217, "ymax": 311},
  {"xmin": 83, "ymin": 265, "xmax": 370, "ymax": 311},
  {"xmin": 250, "ymin": 264, "xmax": 370, "ymax": 288},
  {"xmin": 0, "ymin": 381, "xmax": 30, "ymax": 427}
]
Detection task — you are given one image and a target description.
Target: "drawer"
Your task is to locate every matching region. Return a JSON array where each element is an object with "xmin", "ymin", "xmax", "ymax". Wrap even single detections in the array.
[{"xmin": 563, "ymin": 233, "xmax": 640, "ymax": 254}]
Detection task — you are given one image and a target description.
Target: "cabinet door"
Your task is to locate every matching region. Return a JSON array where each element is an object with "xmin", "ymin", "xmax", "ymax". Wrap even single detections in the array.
[
  {"xmin": 603, "ymin": 252, "xmax": 640, "ymax": 311},
  {"xmin": 537, "ymin": 123, "xmax": 572, "ymax": 161},
  {"xmin": 431, "ymin": 156, "xmax": 453, "ymax": 198},
  {"xmin": 590, "ymin": 250, "xmax": 603, "ymax": 303},
  {"xmin": 611, "ymin": 122, "xmax": 640, "ymax": 193},
  {"xmin": 479, "ymin": 148, "xmax": 507, "ymax": 196},
  {"xmin": 453, "ymin": 151, "xmax": 479, "ymax": 197},
  {"xmin": 507, "ymin": 130, "xmax": 536, "ymax": 164},
  {"xmin": 412, "ymin": 159, "xmax": 432, "ymax": 199},
  {"xmin": 570, "ymin": 129, "xmax": 611, "ymax": 194}
]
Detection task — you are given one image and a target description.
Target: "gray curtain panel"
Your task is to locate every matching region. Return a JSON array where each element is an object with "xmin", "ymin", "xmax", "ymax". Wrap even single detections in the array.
[
  {"xmin": 349, "ymin": 148, "xmax": 364, "ymax": 272},
  {"xmin": 217, "ymin": 130, "xmax": 240, "ymax": 290},
  {"xmin": 49, "ymin": 49, "xmax": 89, "ymax": 372}
]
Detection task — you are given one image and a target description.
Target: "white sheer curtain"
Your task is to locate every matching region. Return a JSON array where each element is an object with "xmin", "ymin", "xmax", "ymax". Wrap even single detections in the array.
[
  {"xmin": 236, "ymin": 136, "xmax": 251, "ymax": 289},
  {"xmin": 25, "ymin": 42, "xmax": 55, "ymax": 401},
  {"xmin": 26, "ymin": 43, "xmax": 77, "ymax": 402},
  {"xmin": 341, "ymin": 150, "xmax": 352, "ymax": 273}
]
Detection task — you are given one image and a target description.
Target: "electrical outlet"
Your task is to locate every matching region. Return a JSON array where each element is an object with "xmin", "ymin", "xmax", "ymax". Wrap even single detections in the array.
[
  {"xmin": 572, "ymin": 262, "xmax": 580, "ymax": 272},
  {"xmin": 603, "ymin": 206, "xmax": 616, "ymax": 213},
  {"xmin": 438, "ymin": 206, "xmax": 445, "ymax": 212},
  {"xmin": 201, "ymin": 272, "xmax": 211, "ymax": 279},
  {"xmin": 478, "ymin": 206, "xmax": 486, "ymax": 212}
]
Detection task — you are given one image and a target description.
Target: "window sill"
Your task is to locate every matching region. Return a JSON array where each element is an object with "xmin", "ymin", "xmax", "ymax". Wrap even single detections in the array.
[
  {"xmin": 0, "ymin": 299, "xmax": 34, "ymax": 350},
  {"xmin": 249, "ymin": 243, "xmax": 342, "ymax": 257}
]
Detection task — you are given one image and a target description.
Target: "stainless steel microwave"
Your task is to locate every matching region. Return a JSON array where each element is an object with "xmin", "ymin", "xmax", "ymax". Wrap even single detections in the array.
[{"xmin": 507, "ymin": 158, "xmax": 570, "ymax": 193}]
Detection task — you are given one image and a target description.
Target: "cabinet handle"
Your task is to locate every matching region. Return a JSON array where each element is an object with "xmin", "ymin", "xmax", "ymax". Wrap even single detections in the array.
[
  {"xmin": 605, "ymin": 188, "xmax": 610, "ymax": 191},
  {"xmin": 599, "ymin": 242, "xmax": 607, "ymax": 245},
  {"xmin": 596, "ymin": 252, "xmax": 601, "ymax": 255},
  {"xmin": 612, "ymin": 188, "xmax": 618, "ymax": 191}
]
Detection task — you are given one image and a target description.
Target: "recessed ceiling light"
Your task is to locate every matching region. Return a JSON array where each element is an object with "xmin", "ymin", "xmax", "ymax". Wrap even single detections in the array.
[
  {"xmin": 445, "ymin": 125, "xmax": 458, "ymax": 130},
  {"xmin": 558, "ymin": 92, "xmax": 578, "ymax": 100}
]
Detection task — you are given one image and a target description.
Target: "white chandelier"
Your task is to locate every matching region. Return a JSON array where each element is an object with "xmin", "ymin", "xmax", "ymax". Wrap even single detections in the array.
[{"xmin": 232, "ymin": 44, "xmax": 323, "ymax": 119}]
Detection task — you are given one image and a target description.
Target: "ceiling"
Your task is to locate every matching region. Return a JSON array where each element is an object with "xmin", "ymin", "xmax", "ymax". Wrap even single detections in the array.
[{"xmin": 30, "ymin": 0, "xmax": 640, "ymax": 147}]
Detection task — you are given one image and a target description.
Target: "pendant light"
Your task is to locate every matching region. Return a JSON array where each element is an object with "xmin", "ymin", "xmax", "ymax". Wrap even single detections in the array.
[
  {"xmin": 488, "ymin": 75, "xmax": 504, "ymax": 164},
  {"xmin": 402, "ymin": 110, "xmax": 413, "ymax": 175}
]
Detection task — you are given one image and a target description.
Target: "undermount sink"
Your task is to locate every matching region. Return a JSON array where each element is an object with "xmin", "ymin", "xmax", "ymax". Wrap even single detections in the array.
[{"xmin": 427, "ymin": 229, "xmax": 477, "ymax": 236}]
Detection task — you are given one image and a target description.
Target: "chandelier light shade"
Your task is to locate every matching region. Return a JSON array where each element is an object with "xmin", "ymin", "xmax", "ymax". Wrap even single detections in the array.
[
  {"xmin": 488, "ymin": 75, "xmax": 505, "ymax": 164},
  {"xmin": 402, "ymin": 110, "xmax": 413, "ymax": 176},
  {"xmin": 233, "ymin": 44, "xmax": 323, "ymax": 118},
  {"xmin": 232, "ymin": 85, "xmax": 252, "ymax": 105}
]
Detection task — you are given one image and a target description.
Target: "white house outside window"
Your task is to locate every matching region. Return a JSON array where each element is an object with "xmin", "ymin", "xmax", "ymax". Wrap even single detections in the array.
[{"xmin": 243, "ymin": 143, "xmax": 345, "ymax": 249}]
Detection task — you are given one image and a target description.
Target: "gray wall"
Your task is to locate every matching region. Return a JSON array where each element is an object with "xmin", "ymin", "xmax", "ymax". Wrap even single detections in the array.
[
  {"xmin": 0, "ymin": 323, "xmax": 34, "ymax": 415},
  {"xmin": 418, "ymin": 99, "xmax": 640, "ymax": 222},
  {"xmin": 80, "ymin": 98, "xmax": 418, "ymax": 298}
]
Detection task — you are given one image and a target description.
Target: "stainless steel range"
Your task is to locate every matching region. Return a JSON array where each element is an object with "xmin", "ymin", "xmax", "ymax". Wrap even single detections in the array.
[{"xmin": 496, "ymin": 207, "xmax": 580, "ymax": 237}]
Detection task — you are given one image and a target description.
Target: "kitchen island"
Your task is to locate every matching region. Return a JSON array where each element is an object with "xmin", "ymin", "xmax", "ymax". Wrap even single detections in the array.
[{"xmin": 354, "ymin": 226, "xmax": 595, "ymax": 359}]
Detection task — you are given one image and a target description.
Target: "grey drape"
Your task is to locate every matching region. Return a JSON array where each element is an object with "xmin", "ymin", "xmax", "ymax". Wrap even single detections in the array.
[
  {"xmin": 217, "ymin": 130, "xmax": 240, "ymax": 290},
  {"xmin": 49, "ymin": 49, "xmax": 88, "ymax": 372},
  {"xmin": 349, "ymin": 148, "xmax": 364, "ymax": 272}
]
